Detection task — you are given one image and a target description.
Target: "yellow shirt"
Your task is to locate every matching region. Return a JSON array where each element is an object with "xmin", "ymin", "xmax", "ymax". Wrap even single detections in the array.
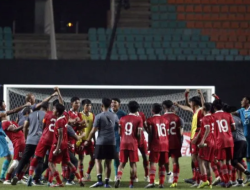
[
  {"xmin": 76, "ymin": 112, "xmax": 94, "ymax": 147},
  {"xmin": 191, "ymin": 107, "xmax": 203, "ymax": 140}
]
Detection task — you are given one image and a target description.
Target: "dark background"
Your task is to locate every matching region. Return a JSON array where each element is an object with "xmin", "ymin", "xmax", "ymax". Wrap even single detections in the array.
[{"xmin": 0, "ymin": 60, "xmax": 247, "ymax": 108}]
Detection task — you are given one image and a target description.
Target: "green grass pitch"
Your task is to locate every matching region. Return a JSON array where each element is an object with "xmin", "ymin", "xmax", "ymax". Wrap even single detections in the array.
[{"xmin": 0, "ymin": 156, "xmax": 225, "ymax": 189}]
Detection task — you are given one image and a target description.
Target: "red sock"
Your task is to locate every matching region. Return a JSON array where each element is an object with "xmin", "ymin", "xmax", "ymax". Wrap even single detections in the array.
[
  {"xmin": 208, "ymin": 176, "xmax": 212, "ymax": 185},
  {"xmin": 242, "ymin": 160, "xmax": 247, "ymax": 169},
  {"xmin": 17, "ymin": 171, "xmax": 25, "ymax": 180},
  {"xmin": 231, "ymin": 167, "xmax": 237, "ymax": 182},
  {"xmin": 217, "ymin": 162, "xmax": 225, "ymax": 182},
  {"xmin": 117, "ymin": 171, "xmax": 123, "ymax": 180},
  {"xmin": 201, "ymin": 174, "xmax": 207, "ymax": 182},
  {"xmin": 70, "ymin": 166, "xmax": 81, "ymax": 181},
  {"xmin": 173, "ymin": 163, "xmax": 180, "ymax": 183},
  {"xmin": 222, "ymin": 164, "xmax": 229, "ymax": 183},
  {"xmin": 149, "ymin": 165, "xmax": 156, "ymax": 184},
  {"xmin": 44, "ymin": 169, "xmax": 50, "ymax": 179},
  {"xmin": 87, "ymin": 160, "xmax": 95, "ymax": 174},
  {"xmin": 54, "ymin": 171, "xmax": 62, "ymax": 184},
  {"xmin": 5, "ymin": 173, "xmax": 11, "ymax": 180},
  {"xmin": 29, "ymin": 157, "xmax": 38, "ymax": 176},
  {"xmin": 130, "ymin": 175, "xmax": 135, "ymax": 186},
  {"xmin": 194, "ymin": 161, "xmax": 200, "ymax": 183},
  {"xmin": 143, "ymin": 160, "xmax": 149, "ymax": 177},
  {"xmin": 62, "ymin": 165, "xmax": 68, "ymax": 179},
  {"xmin": 79, "ymin": 163, "xmax": 84, "ymax": 178},
  {"xmin": 211, "ymin": 162, "xmax": 219, "ymax": 178},
  {"xmin": 159, "ymin": 166, "xmax": 166, "ymax": 185},
  {"xmin": 227, "ymin": 165, "xmax": 232, "ymax": 181},
  {"xmin": 49, "ymin": 170, "xmax": 53, "ymax": 183}
]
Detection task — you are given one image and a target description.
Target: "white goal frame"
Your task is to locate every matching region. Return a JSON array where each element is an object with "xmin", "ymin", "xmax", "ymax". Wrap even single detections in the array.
[{"xmin": 4, "ymin": 85, "xmax": 215, "ymax": 111}]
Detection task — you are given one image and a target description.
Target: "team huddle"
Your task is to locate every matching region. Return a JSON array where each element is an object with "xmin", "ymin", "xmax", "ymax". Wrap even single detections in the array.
[{"xmin": 0, "ymin": 87, "xmax": 250, "ymax": 189}]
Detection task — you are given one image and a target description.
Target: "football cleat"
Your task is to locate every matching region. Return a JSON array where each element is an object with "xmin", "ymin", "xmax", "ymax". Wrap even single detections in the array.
[
  {"xmin": 114, "ymin": 179, "xmax": 120, "ymax": 188},
  {"xmin": 3, "ymin": 180, "xmax": 11, "ymax": 185},
  {"xmin": 166, "ymin": 172, "xmax": 173, "ymax": 183},
  {"xmin": 27, "ymin": 175, "xmax": 33, "ymax": 186},
  {"xmin": 197, "ymin": 180, "xmax": 209, "ymax": 189},
  {"xmin": 145, "ymin": 183, "xmax": 155, "ymax": 188},
  {"xmin": 90, "ymin": 182, "xmax": 104, "ymax": 188},
  {"xmin": 170, "ymin": 183, "xmax": 177, "ymax": 188}
]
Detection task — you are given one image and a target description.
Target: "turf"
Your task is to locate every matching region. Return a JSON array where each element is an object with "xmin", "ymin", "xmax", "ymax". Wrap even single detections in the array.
[{"xmin": 0, "ymin": 156, "xmax": 222, "ymax": 189}]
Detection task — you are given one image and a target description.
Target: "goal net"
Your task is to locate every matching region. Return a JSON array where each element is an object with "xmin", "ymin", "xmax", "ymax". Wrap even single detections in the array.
[{"xmin": 4, "ymin": 85, "xmax": 215, "ymax": 156}]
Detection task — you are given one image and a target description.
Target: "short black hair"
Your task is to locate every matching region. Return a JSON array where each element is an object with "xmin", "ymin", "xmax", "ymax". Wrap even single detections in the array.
[
  {"xmin": 212, "ymin": 99, "xmax": 223, "ymax": 110},
  {"xmin": 204, "ymin": 102, "xmax": 212, "ymax": 112},
  {"xmin": 71, "ymin": 97, "xmax": 80, "ymax": 103},
  {"xmin": 23, "ymin": 107, "xmax": 31, "ymax": 115},
  {"xmin": 112, "ymin": 98, "xmax": 121, "ymax": 104},
  {"xmin": 162, "ymin": 100, "xmax": 173, "ymax": 109},
  {"xmin": 243, "ymin": 96, "xmax": 250, "ymax": 102},
  {"xmin": 102, "ymin": 98, "xmax": 112, "ymax": 108},
  {"xmin": 82, "ymin": 99, "xmax": 92, "ymax": 106},
  {"xmin": 0, "ymin": 100, "xmax": 4, "ymax": 108},
  {"xmin": 190, "ymin": 96, "xmax": 201, "ymax": 106},
  {"xmin": 223, "ymin": 104, "xmax": 237, "ymax": 113},
  {"xmin": 128, "ymin": 101, "xmax": 139, "ymax": 113},
  {"xmin": 56, "ymin": 104, "xmax": 65, "ymax": 115},
  {"xmin": 53, "ymin": 99, "xmax": 60, "ymax": 106},
  {"xmin": 152, "ymin": 103, "xmax": 162, "ymax": 114},
  {"xmin": 40, "ymin": 102, "xmax": 49, "ymax": 110}
]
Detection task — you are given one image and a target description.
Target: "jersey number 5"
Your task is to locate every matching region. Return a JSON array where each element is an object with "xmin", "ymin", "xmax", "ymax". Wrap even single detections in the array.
[
  {"xmin": 156, "ymin": 123, "xmax": 167, "ymax": 137},
  {"xmin": 125, "ymin": 122, "xmax": 133, "ymax": 135}
]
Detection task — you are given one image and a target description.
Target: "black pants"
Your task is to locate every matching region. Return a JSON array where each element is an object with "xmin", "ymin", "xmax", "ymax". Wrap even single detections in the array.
[
  {"xmin": 16, "ymin": 144, "xmax": 37, "ymax": 175},
  {"xmin": 68, "ymin": 151, "xmax": 78, "ymax": 181}
]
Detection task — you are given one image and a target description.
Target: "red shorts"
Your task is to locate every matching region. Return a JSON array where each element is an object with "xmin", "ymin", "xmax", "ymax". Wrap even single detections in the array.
[
  {"xmin": 120, "ymin": 149, "xmax": 139, "ymax": 163},
  {"xmin": 190, "ymin": 142, "xmax": 199, "ymax": 155},
  {"xmin": 149, "ymin": 151, "xmax": 169, "ymax": 164},
  {"xmin": 75, "ymin": 141, "xmax": 94, "ymax": 156},
  {"xmin": 35, "ymin": 142, "xmax": 51, "ymax": 158},
  {"xmin": 215, "ymin": 147, "xmax": 234, "ymax": 160},
  {"xmin": 198, "ymin": 146, "xmax": 214, "ymax": 162},
  {"xmin": 169, "ymin": 149, "xmax": 182, "ymax": 158},
  {"xmin": 13, "ymin": 143, "xmax": 25, "ymax": 161},
  {"xmin": 48, "ymin": 146, "xmax": 70, "ymax": 164},
  {"xmin": 138, "ymin": 140, "xmax": 148, "ymax": 155}
]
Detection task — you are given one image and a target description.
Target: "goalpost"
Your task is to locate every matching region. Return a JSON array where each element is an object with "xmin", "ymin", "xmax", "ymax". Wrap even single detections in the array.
[{"xmin": 3, "ymin": 85, "xmax": 215, "ymax": 156}]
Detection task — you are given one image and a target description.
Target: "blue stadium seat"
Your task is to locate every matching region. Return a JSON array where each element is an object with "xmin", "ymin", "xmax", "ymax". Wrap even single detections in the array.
[
  {"xmin": 152, "ymin": 42, "xmax": 161, "ymax": 48},
  {"xmin": 148, "ymin": 55, "xmax": 157, "ymax": 60},
  {"xmin": 168, "ymin": 55, "xmax": 176, "ymax": 60},
  {"xmin": 177, "ymin": 55, "xmax": 186, "ymax": 60},
  {"xmin": 206, "ymin": 55, "xmax": 215, "ymax": 61},
  {"xmin": 88, "ymin": 28, "xmax": 96, "ymax": 34},
  {"xmin": 120, "ymin": 55, "xmax": 128, "ymax": 60},
  {"xmin": 139, "ymin": 55, "xmax": 147, "ymax": 60},
  {"xmin": 97, "ymin": 28, "xmax": 105, "ymax": 34},
  {"xmin": 244, "ymin": 56, "xmax": 250, "ymax": 61},
  {"xmin": 155, "ymin": 49, "xmax": 164, "ymax": 55},
  {"xmin": 91, "ymin": 54, "xmax": 99, "ymax": 60},
  {"xmin": 197, "ymin": 55, "xmax": 206, "ymax": 61},
  {"xmin": 137, "ymin": 48, "xmax": 145, "ymax": 55},
  {"xmin": 158, "ymin": 55, "xmax": 166, "ymax": 60},
  {"xmin": 111, "ymin": 55, "xmax": 118, "ymax": 60},
  {"xmin": 235, "ymin": 55, "xmax": 244, "ymax": 61},
  {"xmin": 187, "ymin": 55, "xmax": 196, "ymax": 61},
  {"xmin": 215, "ymin": 55, "xmax": 224, "ymax": 61},
  {"xmin": 129, "ymin": 55, "xmax": 138, "ymax": 60},
  {"xmin": 225, "ymin": 56, "xmax": 234, "ymax": 61},
  {"xmin": 128, "ymin": 48, "xmax": 136, "ymax": 55}
]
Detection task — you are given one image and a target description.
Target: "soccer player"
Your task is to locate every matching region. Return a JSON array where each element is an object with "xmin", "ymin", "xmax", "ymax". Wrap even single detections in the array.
[
  {"xmin": 11, "ymin": 102, "xmax": 49, "ymax": 185},
  {"xmin": 212, "ymin": 99, "xmax": 235, "ymax": 188},
  {"xmin": 115, "ymin": 101, "xmax": 143, "ymax": 188},
  {"xmin": 174, "ymin": 90, "xmax": 204, "ymax": 187},
  {"xmin": 145, "ymin": 103, "xmax": 169, "ymax": 188},
  {"xmin": 0, "ymin": 100, "xmax": 31, "ymax": 182},
  {"xmin": 224, "ymin": 105, "xmax": 250, "ymax": 187},
  {"xmin": 232, "ymin": 96, "xmax": 250, "ymax": 184},
  {"xmin": 110, "ymin": 98, "xmax": 126, "ymax": 181},
  {"xmin": 48, "ymin": 103, "xmax": 84, "ymax": 187},
  {"xmin": 75, "ymin": 99, "xmax": 95, "ymax": 182},
  {"xmin": 162, "ymin": 100, "xmax": 183, "ymax": 188},
  {"xmin": 192, "ymin": 103, "xmax": 215, "ymax": 188},
  {"xmin": 136, "ymin": 110, "xmax": 149, "ymax": 182},
  {"xmin": 1, "ymin": 119, "xmax": 25, "ymax": 185},
  {"xmin": 85, "ymin": 98, "xmax": 119, "ymax": 188}
]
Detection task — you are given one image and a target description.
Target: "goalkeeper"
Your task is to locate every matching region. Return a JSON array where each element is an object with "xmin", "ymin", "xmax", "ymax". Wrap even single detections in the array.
[{"xmin": 75, "ymin": 99, "xmax": 95, "ymax": 182}]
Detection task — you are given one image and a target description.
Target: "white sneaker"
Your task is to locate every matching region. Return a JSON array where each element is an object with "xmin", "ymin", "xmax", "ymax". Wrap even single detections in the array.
[
  {"xmin": 231, "ymin": 181, "xmax": 237, "ymax": 186},
  {"xmin": 212, "ymin": 176, "xmax": 221, "ymax": 186},
  {"xmin": 114, "ymin": 176, "xmax": 118, "ymax": 182},
  {"xmin": 82, "ymin": 173, "xmax": 91, "ymax": 182},
  {"xmin": 20, "ymin": 179, "xmax": 27, "ymax": 185},
  {"xmin": 144, "ymin": 176, "xmax": 150, "ymax": 182},
  {"xmin": 233, "ymin": 183, "xmax": 245, "ymax": 187},
  {"xmin": 66, "ymin": 181, "xmax": 74, "ymax": 186},
  {"xmin": 3, "ymin": 180, "xmax": 11, "ymax": 185},
  {"xmin": 190, "ymin": 183, "xmax": 198, "ymax": 187},
  {"xmin": 133, "ymin": 178, "xmax": 139, "ymax": 182},
  {"xmin": 166, "ymin": 172, "xmax": 173, "ymax": 183}
]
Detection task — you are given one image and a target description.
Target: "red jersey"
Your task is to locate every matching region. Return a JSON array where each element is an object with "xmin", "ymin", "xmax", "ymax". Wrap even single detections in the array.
[
  {"xmin": 2, "ymin": 120, "xmax": 25, "ymax": 147},
  {"xmin": 200, "ymin": 114, "xmax": 215, "ymax": 147},
  {"xmin": 162, "ymin": 112, "xmax": 182, "ymax": 150},
  {"xmin": 213, "ymin": 110, "xmax": 235, "ymax": 149},
  {"xmin": 68, "ymin": 109, "xmax": 82, "ymax": 152},
  {"xmin": 119, "ymin": 114, "xmax": 143, "ymax": 151},
  {"xmin": 53, "ymin": 115, "xmax": 68, "ymax": 150},
  {"xmin": 147, "ymin": 115, "xmax": 169, "ymax": 152},
  {"xmin": 39, "ymin": 111, "xmax": 57, "ymax": 146},
  {"xmin": 138, "ymin": 112, "xmax": 146, "ymax": 146}
]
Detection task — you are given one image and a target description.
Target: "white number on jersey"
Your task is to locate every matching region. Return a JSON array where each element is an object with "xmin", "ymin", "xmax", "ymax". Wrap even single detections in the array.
[
  {"xmin": 48, "ymin": 118, "xmax": 57, "ymax": 132},
  {"xmin": 156, "ymin": 123, "xmax": 167, "ymax": 137},
  {"xmin": 169, "ymin": 121, "xmax": 176, "ymax": 135},
  {"xmin": 216, "ymin": 119, "xmax": 228, "ymax": 133},
  {"xmin": 125, "ymin": 122, "xmax": 133, "ymax": 135}
]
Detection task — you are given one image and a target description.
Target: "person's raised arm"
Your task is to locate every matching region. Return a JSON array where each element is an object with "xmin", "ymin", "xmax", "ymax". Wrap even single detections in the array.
[
  {"xmin": 35, "ymin": 92, "xmax": 58, "ymax": 109},
  {"xmin": 7, "ymin": 123, "xmax": 24, "ymax": 133},
  {"xmin": 54, "ymin": 87, "xmax": 64, "ymax": 105},
  {"xmin": 174, "ymin": 102, "xmax": 193, "ymax": 113},
  {"xmin": 184, "ymin": 89, "xmax": 191, "ymax": 107},
  {"xmin": 1, "ymin": 102, "xmax": 31, "ymax": 117},
  {"xmin": 198, "ymin": 89, "xmax": 205, "ymax": 108}
]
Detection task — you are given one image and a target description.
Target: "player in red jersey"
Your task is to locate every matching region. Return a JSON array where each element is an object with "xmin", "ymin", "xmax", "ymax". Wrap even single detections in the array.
[
  {"xmin": 1, "ymin": 119, "xmax": 26, "ymax": 184},
  {"xmin": 212, "ymin": 99, "xmax": 235, "ymax": 188},
  {"xmin": 48, "ymin": 103, "xmax": 84, "ymax": 187},
  {"xmin": 135, "ymin": 110, "xmax": 149, "ymax": 182},
  {"xmin": 174, "ymin": 89, "xmax": 204, "ymax": 186},
  {"xmin": 162, "ymin": 100, "xmax": 183, "ymax": 188},
  {"xmin": 192, "ymin": 103, "xmax": 215, "ymax": 188},
  {"xmin": 115, "ymin": 101, "xmax": 143, "ymax": 188},
  {"xmin": 145, "ymin": 103, "xmax": 169, "ymax": 188}
]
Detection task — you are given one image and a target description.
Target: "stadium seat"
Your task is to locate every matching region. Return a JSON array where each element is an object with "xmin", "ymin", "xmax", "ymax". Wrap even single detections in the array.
[
  {"xmin": 158, "ymin": 55, "xmax": 167, "ymax": 60},
  {"xmin": 111, "ymin": 55, "xmax": 118, "ymax": 60},
  {"xmin": 168, "ymin": 55, "xmax": 176, "ymax": 60},
  {"xmin": 215, "ymin": 55, "xmax": 224, "ymax": 61},
  {"xmin": 120, "ymin": 55, "xmax": 128, "ymax": 60},
  {"xmin": 235, "ymin": 55, "xmax": 244, "ymax": 61},
  {"xmin": 139, "ymin": 55, "xmax": 147, "ymax": 60},
  {"xmin": 148, "ymin": 55, "xmax": 157, "ymax": 60},
  {"xmin": 5, "ymin": 50, "xmax": 13, "ymax": 59},
  {"xmin": 187, "ymin": 55, "xmax": 196, "ymax": 60},
  {"xmin": 137, "ymin": 48, "xmax": 145, "ymax": 55},
  {"xmin": 206, "ymin": 55, "xmax": 215, "ymax": 61}
]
